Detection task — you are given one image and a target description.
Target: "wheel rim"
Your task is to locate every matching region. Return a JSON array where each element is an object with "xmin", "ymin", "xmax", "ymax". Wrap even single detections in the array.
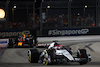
[
  {"xmin": 43, "ymin": 56, "xmax": 46, "ymax": 65},
  {"xmin": 42, "ymin": 51, "xmax": 51, "ymax": 65},
  {"xmin": 43, "ymin": 54, "xmax": 48, "ymax": 65},
  {"xmin": 28, "ymin": 50, "xmax": 31, "ymax": 63}
]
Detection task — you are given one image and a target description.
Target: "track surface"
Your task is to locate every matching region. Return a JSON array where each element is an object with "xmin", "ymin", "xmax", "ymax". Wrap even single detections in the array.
[{"xmin": 0, "ymin": 35, "xmax": 100, "ymax": 67}]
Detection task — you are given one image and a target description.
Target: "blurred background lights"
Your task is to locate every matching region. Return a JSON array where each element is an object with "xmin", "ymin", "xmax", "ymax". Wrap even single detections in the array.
[
  {"xmin": 47, "ymin": 5, "xmax": 50, "ymax": 8},
  {"xmin": 85, "ymin": 5, "xmax": 88, "ymax": 8},
  {"xmin": 14, "ymin": 5, "xmax": 16, "ymax": 9},
  {"xmin": 0, "ymin": 9, "xmax": 5, "ymax": 18}
]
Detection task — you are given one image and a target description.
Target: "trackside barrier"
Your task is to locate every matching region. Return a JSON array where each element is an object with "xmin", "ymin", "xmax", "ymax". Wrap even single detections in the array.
[
  {"xmin": 0, "ymin": 39, "xmax": 9, "ymax": 58},
  {"xmin": 42, "ymin": 27, "xmax": 100, "ymax": 36},
  {"xmin": 0, "ymin": 29, "xmax": 37, "ymax": 47}
]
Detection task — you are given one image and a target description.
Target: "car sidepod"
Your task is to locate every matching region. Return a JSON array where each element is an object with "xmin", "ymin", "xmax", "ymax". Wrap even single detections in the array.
[{"xmin": 56, "ymin": 49, "xmax": 74, "ymax": 62}]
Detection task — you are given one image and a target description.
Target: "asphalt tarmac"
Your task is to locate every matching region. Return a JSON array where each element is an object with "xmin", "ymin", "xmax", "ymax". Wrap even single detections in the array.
[{"xmin": 0, "ymin": 36, "xmax": 100, "ymax": 67}]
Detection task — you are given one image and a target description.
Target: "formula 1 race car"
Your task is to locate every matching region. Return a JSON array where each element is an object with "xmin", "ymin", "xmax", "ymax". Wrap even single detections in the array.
[
  {"xmin": 17, "ymin": 33, "xmax": 35, "ymax": 47},
  {"xmin": 8, "ymin": 33, "xmax": 36, "ymax": 48},
  {"xmin": 28, "ymin": 41, "xmax": 91, "ymax": 65}
]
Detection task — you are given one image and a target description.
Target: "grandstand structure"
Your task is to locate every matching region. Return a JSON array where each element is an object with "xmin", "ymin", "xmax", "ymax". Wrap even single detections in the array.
[{"xmin": 0, "ymin": 0, "xmax": 100, "ymax": 36}]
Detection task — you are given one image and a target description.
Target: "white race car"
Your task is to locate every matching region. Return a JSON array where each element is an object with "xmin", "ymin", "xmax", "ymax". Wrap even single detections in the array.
[{"xmin": 28, "ymin": 42, "xmax": 91, "ymax": 65}]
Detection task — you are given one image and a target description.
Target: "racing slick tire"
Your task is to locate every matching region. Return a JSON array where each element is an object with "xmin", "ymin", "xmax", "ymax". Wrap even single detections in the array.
[
  {"xmin": 29, "ymin": 39, "xmax": 33, "ymax": 48},
  {"xmin": 42, "ymin": 50, "xmax": 55, "ymax": 65},
  {"xmin": 8, "ymin": 39, "xmax": 14, "ymax": 48},
  {"xmin": 28, "ymin": 49, "xmax": 39, "ymax": 63},
  {"xmin": 77, "ymin": 49, "xmax": 88, "ymax": 65}
]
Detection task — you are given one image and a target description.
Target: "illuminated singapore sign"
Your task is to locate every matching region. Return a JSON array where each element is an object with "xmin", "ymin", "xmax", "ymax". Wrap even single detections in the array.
[
  {"xmin": 0, "ymin": 30, "xmax": 30, "ymax": 37},
  {"xmin": 48, "ymin": 29, "xmax": 89, "ymax": 36}
]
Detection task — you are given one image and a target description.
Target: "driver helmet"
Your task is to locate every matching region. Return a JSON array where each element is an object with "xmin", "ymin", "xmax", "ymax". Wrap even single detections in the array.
[{"xmin": 21, "ymin": 32, "xmax": 25, "ymax": 37}]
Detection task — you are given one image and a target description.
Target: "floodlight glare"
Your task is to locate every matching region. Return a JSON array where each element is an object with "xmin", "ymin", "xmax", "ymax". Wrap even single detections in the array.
[
  {"xmin": 85, "ymin": 5, "xmax": 87, "ymax": 8},
  {"xmin": 0, "ymin": 9, "xmax": 5, "ymax": 18},
  {"xmin": 47, "ymin": 5, "xmax": 50, "ymax": 8},
  {"xmin": 14, "ymin": 6, "xmax": 16, "ymax": 9}
]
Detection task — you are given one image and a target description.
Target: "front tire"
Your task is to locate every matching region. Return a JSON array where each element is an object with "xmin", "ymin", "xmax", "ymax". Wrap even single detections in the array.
[{"xmin": 28, "ymin": 49, "xmax": 39, "ymax": 63}]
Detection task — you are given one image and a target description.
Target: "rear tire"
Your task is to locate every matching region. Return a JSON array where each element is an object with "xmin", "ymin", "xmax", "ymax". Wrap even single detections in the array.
[
  {"xmin": 29, "ymin": 39, "xmax": 33, "ymax": 48},
  {"xmin": 8, "ymin": 39, "xmax": 14, "ymax": 48},
  {"xmin": 28, "ymin": 49, "xmax": 39, "ymax": 63}
]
